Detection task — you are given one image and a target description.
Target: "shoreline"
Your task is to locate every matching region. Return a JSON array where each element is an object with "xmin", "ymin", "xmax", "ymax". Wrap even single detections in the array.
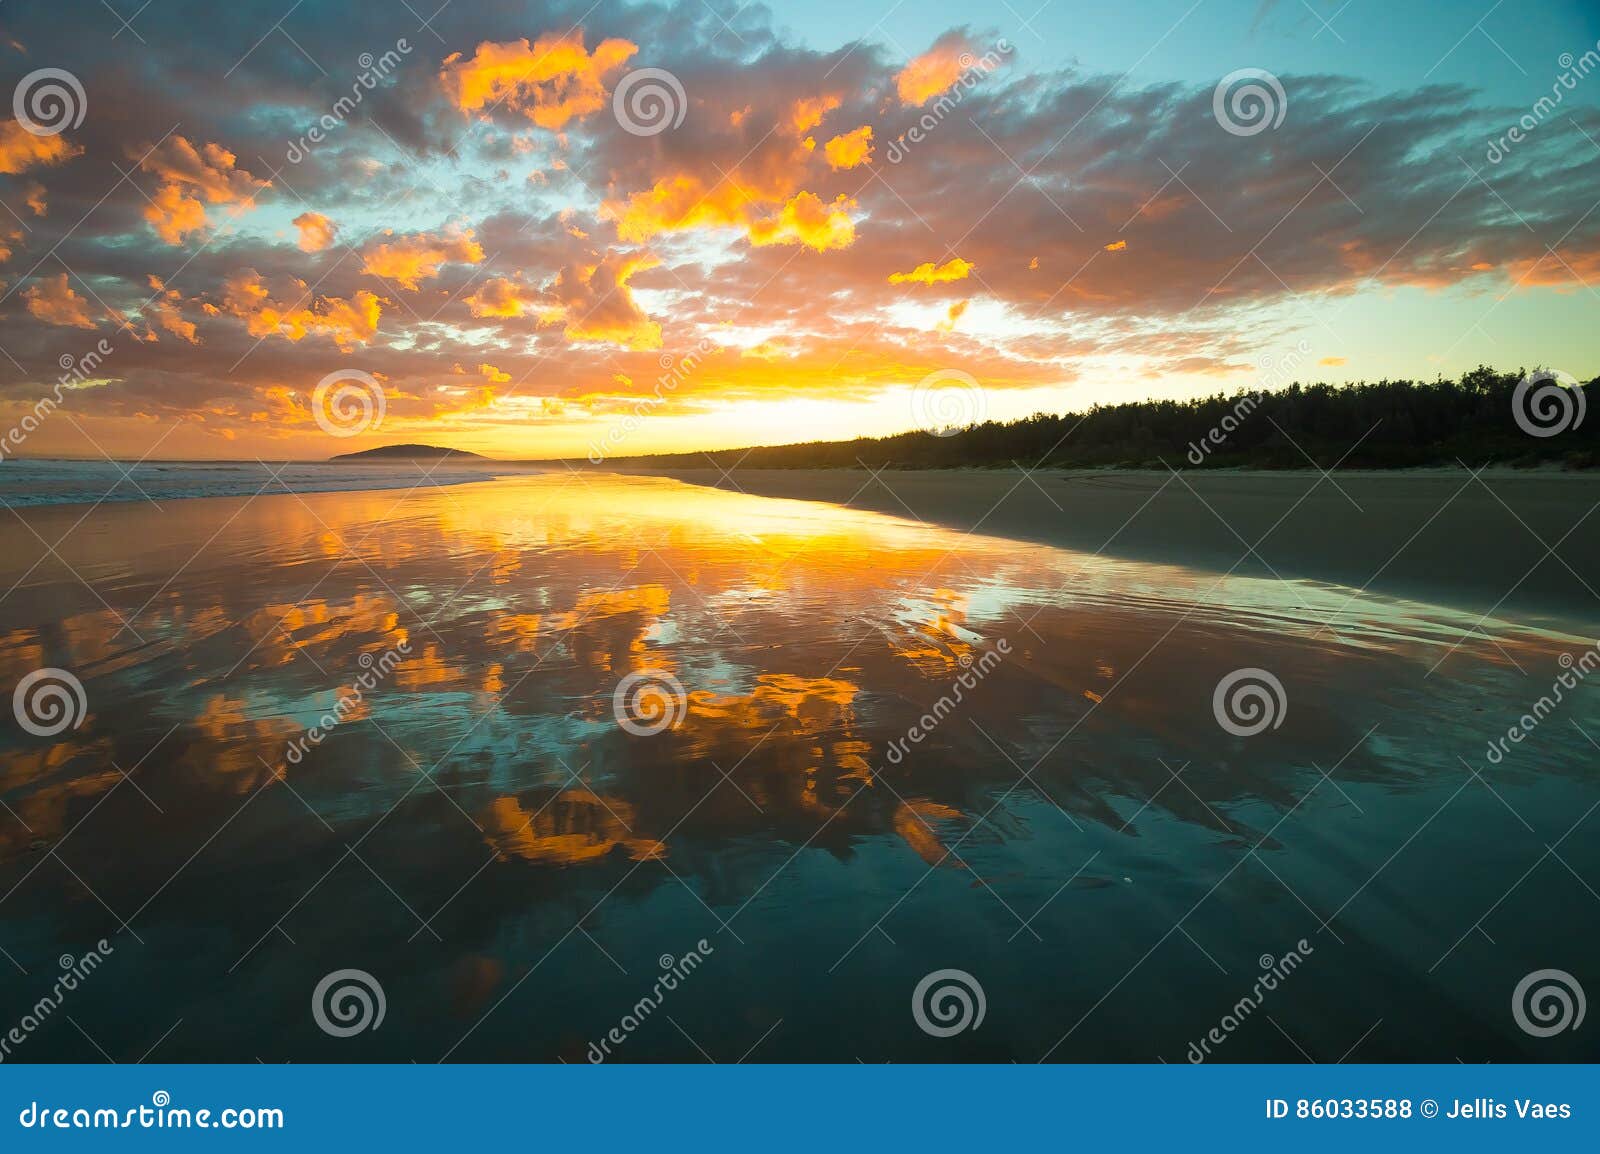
[
  {"xmin": 608, "ymin": 465, "xmax": 1600, "ymax": 627},
  {"xmin": 5, "ymin": 459, "xmax": 1595, "ymax": 630}
]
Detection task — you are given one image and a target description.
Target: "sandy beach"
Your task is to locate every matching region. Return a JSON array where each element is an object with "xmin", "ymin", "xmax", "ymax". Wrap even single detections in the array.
[
  {"xmin": 3, "ymin": 471, "xmax": 1596, "ymax": 1061},
  {"xmin": 613, "ymin": 467, "xmax": 1600, "ymax": 628}
]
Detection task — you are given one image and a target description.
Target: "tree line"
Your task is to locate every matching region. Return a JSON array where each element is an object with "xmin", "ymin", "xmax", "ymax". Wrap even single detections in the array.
[{"xmin": 593, "ymin": 367, "xmax": 1597, "ymax": 471}]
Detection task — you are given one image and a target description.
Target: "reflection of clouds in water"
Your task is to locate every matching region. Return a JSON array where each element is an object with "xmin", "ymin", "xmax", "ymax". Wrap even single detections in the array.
[
  {"xmin": 893, "ymin": 799, "xmax": 967, "ymax": 868},
  {"xmin": 483, "ymin": 791, "xmax": 667, "ymax": 865},
  {"xmin": 0, "ymin": 758, "xmax": 119, "ymax": 859},
  {"xmin": 0, "ymin": 472, "xmax": 1592, "ymax": 887}
]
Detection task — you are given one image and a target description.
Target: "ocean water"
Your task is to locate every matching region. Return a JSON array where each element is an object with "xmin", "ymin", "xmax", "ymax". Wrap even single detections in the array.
[
  {"xmin": 0, "ymin": 473, "xmax": 1595, "ymax": 1062},
  {"xmin": 0, "ymin": 457, "xmax": 510, "ymax": 508}
]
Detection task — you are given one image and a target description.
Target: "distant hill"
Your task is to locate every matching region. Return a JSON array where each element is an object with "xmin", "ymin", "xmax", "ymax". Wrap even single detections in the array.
[
  {"xmin": 568, "ymin": 367, "xmax": 1598, "ymax": 472},
  {"xmin": 331, "ymin": 444, "xmax": 487, "ymax": 461}
]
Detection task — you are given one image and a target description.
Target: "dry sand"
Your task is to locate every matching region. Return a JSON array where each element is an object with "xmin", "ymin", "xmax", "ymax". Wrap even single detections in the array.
[{"xmin": 614, "ymin": 467, "xmax": 1600, "ymax": 627}]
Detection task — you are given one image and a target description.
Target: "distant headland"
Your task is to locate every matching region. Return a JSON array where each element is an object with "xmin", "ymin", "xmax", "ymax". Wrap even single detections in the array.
[{"xmin": 331, "ymin": 444, "xmax": 487, "ymax": 461}]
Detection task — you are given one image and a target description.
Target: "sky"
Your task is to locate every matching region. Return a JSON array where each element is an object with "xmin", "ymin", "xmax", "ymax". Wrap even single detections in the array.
[{"xmin": 0, "ymin": 0, "xmax": 1597, "ymax": 461}]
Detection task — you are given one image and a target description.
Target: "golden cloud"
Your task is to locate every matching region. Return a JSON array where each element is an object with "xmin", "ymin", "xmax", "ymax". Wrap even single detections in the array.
[
  {"xmin": 887, "ymin": 256, "xmax": 972, "ymax": 285},
  {"xmin": 440, "ymin": 33, "xmax": 637, "ymax": 129},
  {"xmin": 146, "ymin": 275, "xmax": 198, "ymax": 343},
  {"xmin": 607, "ymin": 86, "xmax": 860, "ymax": 253},
  {"xmin": 549, "ymin": 251, "xmax": 662, "ymax": 350},
  {"xmin": 465, "ymin": 276, "xmax": 540, "ymax": 319},
  {"xmin": 136, "ymin": 136, "xmax": 268, "ymax": 244},
  {"xmin": 0, "ymin": 119, "xmax": 82, "ymax": 174},
  {"xmin": 747, "ymin": 191, "xmax": 856, "ymax": 251},
  {"xmin": 23, "ymin": 272, "xmax": 96, "ymax": 329},
  {"xmin": 823, "ymin": 125, "xmax": 873, "ymax": 170},
  {"xmin": 896, "ymin": 38, "xmax": 972, "ymax": 106},
  {"xmin": 610, "ymin": 174, "xmax": 753, "ymax": 244},
  {"xmin": 362, "ymin": 229, "xmax": 484, "ymax": 290},
  {"xmin": 220, "ymin": 268, "xmax": 381, "ymax": 348},
  {"xmin": 293, "ymin": 211, "xmax": 337, "ymax": 253},
  {"xmin": 790, "ymin": 94, "xmax": 842, "ymax": 135}
]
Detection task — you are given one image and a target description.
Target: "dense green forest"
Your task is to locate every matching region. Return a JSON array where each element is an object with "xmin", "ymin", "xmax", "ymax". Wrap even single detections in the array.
[{"xmin": 587, "ymin": 367, "xmax": 1597, "ymax": 471}]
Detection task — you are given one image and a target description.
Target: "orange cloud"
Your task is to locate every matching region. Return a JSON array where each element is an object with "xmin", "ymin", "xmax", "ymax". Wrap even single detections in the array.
[
  {"xmin": 23, "ymin": 273, "xmax": 96, "ymax": 329},
  {"xmin": 611, "ymin": 175, "xmax": 857, "ymax": 253},
  {"xmin": 293, "ymin": 211, "xmax": 337, "ymax": 253},
  {"xmin": 1103, "ymin": 239, "xmax": 1127, "ymax": 252},
  {"xmin": 24, "ymin": 181, "xmax": 46, "ymax": 216},
  {"xmin": 611, "ymin": 175, "xmax": 749, "ymax": 244},
  {"xmin": 747, "ymin": 192, "xmax": 856, "ymax": 251},
  {"xmin": 145, "ymin": 275, "xmax": 198, "ymax": 343},
  {"xmin": 608, "ymin": 85, "xmax": 861, "ymax": 253},
  {"xmin": 136, "ymin": 136, "xmax": 267, "ymax": 244},
  {"xmin": 791, "ymin": 95, "xmax": 842, "ymax": 135},
  {"xmin": 145, "ymin": 183, "xmax": 206, "ymax": 243},
  {"xmin": 888, "ymin": 256, "xmax": 972, "ymax": 285},
  {"xmin": 362, "ymin": 229, "xmax": 484, "ymax": 290},
  {"xmin": 0, "ymin": 119, "xmax": 82, "ymax": 174},
  {"xmin": 549, "ymin": 251, "xmax": 662, "ymax": 350},
  {"xmin": 896, "ymin": 37, "xmax": 972, "ymax": 106},
  {"xmin": 1319, "ymin": 356, "xmax": 1347, "ymax": 367},
  {"xmin": 1504, "ymin": 246, "xmax": 1600, "ymax": 289},
  {"xmin": 220, "ymin": 268, "xmax": 381, "ymax": 348},
  {"xmin": 465, "ymin": 276, "xmax": 543, "ymax": 319},
  {"xmin": 823, "ymin": 125, "xmax": 873, "ymax": 170},
  {"xmin": 938, "ymin": 300, "xmax": 969, "ymax": 332},
  {"xmin": 477, "ymin": 363, "xmax": 511, "ymax": 383},
  {"xmin": 440, "ymin": 33, "xmax": 637, "ymax": 129}
]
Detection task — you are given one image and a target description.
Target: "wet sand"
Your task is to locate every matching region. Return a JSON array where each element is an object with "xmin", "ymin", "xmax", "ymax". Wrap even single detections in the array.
[
  {"xmin": 615, "ymin": 467, "xmax": 1600, "ymax": 629},
  {"xmin": 1, "ymin": 473, "xmax": 1597, "ymax": 1062}
]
